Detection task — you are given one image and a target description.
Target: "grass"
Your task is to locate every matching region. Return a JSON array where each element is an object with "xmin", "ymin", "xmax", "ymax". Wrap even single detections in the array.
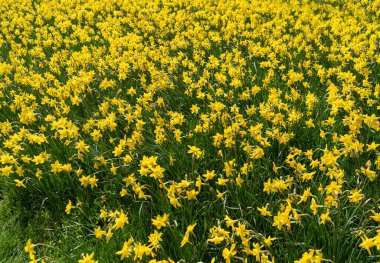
[{"xmin": 0, "ymin": 200, "xmax": 26, "ymax": 263}]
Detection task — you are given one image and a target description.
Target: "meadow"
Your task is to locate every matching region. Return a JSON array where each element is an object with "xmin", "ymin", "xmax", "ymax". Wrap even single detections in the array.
[{"xmin": 0, "ymin": 0, "xmax": 380, "ymax": 262}]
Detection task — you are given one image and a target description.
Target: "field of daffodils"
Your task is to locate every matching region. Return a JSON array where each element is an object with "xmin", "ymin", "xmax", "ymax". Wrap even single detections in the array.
[{"xmin": 1, "ymin": 0, "xmax": 380, "ymax": 262}]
